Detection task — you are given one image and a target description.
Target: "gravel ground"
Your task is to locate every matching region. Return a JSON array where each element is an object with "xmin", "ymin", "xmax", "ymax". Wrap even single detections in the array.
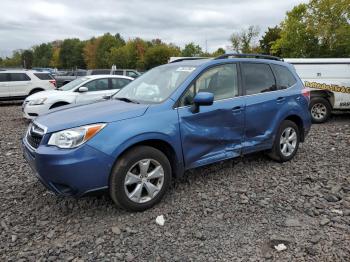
[{"xmin": 1, "ymin": 105, "xmax": 350, "ymax": 261}]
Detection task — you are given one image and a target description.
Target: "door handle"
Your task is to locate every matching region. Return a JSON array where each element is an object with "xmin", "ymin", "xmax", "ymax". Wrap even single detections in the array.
[
  {"xmin": 232, "ymin": 106, "xmax": 242, "ymax": 113},
  {"xmin": 276, "ymin": 97, "xmax": 286, "ymax": 103}
]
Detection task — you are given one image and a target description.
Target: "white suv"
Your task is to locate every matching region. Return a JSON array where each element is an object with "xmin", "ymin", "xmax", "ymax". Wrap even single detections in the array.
[
  {"xmin": 0, "ymin": 70, "xmax": 56, "ymax": 100},
  {"xmin": 22, "ymin": 75, "xmax": 133, "ymax": 119}
]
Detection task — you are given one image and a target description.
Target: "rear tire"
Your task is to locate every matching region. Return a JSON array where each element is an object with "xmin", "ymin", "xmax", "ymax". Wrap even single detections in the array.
[
  {"xmin": 309, "ymin": 97, "xmax": 331, "ymax": 123},
  {"xmin": 109, "ymin": 146, "xmax": 171, "ymax": 212},
  {"xmin": 268, "ymin": 120, "xmax": 300, "ymax": 162},
  {"xmin": 29, "ymin": 89, "xmax": 44, "ymax": 95}
]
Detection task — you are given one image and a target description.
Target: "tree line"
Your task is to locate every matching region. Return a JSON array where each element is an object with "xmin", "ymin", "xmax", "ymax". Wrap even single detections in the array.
[{"xmin": 0, "ymin": 0, "xmax": 349, "ymax": 71}]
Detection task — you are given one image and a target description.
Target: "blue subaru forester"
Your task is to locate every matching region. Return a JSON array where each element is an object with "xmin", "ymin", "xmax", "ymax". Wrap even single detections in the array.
[{"xmin": 23, "ymin": 54, "xmax": 311, "ymax": 211}]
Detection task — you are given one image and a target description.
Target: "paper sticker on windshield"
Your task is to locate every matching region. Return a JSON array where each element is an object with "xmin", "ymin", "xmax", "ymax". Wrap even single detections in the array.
[{"xmin": 176, "ymin": 67, "xmax": 196, "ymax": 73}]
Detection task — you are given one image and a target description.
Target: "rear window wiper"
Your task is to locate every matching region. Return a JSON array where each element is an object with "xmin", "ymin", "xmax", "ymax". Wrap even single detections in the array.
[{"xmin": 114, "ymin": 97, "xmax": 140, "ymax": 104}]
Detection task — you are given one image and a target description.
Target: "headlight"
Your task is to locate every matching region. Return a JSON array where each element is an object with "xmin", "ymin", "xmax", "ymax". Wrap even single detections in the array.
[
  {"xmin": 48, "ymin": 123, "xmax": 106, "ymax": 149},
  {"xmin": 29, "ymin": 98, "xmax": 47, "ymax": 105}
]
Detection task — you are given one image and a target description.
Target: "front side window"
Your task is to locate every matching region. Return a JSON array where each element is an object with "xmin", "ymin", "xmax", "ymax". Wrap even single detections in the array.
[
  {"xmin": 114, "ymin": 65, "xmax": 196, "ymax": 103},
  {"xmin": 242, "ymin": 63, "xmax": 276, "ymax": 95},
  {"xmin": 271, "ymin": 64, "xmax": 297, "ymax": 89},
  {"xmin": 59, "ymin": 77, "xmax": 89, "ymax": 91},
  {"xmin": 111, "ymin": 78, "xmax": 131, "ymax": 89},
  {"xmin": 180, "ymin": 64, "xmax": 238, "ymax": 106},
  {"xmin": 76, "ymin": 71, "xmax": 87, "ymax": 76},
  {"xmin": 0, "ymin": 73, "xmax": 8, "ymax": 82},
  {"xmin": 84, "ymin": 78, "xmax": 109, "ymax": 91},
  {"xmin": 9, "ymin": 73, "xmax": 31, "ymax": 81}
]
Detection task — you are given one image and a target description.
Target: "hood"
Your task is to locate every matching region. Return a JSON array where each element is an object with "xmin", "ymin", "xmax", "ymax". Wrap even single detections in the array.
[
  {"xmin": 35, "ymin": 99, "xmax": 149, "ymax": 133},
  {"xmin": 25, "ymin": 90, "xmax": 74, "ymax": 101}
]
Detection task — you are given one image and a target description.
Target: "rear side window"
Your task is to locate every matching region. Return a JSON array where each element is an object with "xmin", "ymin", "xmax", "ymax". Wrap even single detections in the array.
[
  {"xmin": 9, "ymin": 73, "xmax": 31, "ymax": 81},
  {"xmin": 242, "ymin": 63, "xmax": 276, "ymax": 95},
  {"xmin": 113, "ymin": 70, "xmax": 123, "ymax": 75},
  {"xmin": 271, "ymin": 64, "xmax": 297, "ymax": 89},
  {"xmin": 126, "ymin": 71, "xmax": 139, "ymax": 78},
  {"xmin": 111, "ymin": 78, "xmax": 131, "ymax": 89},
  {"xmin": 91, "ymin": 70, "xmax": 110, "ymax": 75},
  {"xmin": 84, "ymin": 78, "xmax": 109, "ymax": 91},
  {"xmin": 77, "ymin": 71, "xmax": 87, "ymax": 76},
  {"xmin": 0, "ymin": 73, "xmax": 8, "ymax": 82},
  {"xmin": 34, "ymin": 73, "xmax": 53, "ymax": 80}
]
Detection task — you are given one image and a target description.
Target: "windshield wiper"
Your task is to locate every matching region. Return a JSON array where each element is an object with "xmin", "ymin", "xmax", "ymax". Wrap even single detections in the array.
[{"xmin": 114, "ymin": 97, "xmax": 140, "ymax": 104}]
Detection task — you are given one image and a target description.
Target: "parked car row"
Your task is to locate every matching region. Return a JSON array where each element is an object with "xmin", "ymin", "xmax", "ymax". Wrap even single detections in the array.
[
  {"xmin": 22, "ymin": 54, "xmax": 312, "ymax": 211},
  {"xmin": 55, "ymin": 69, "xmax": 141, "ymax": 87},
  {"xmin": 22, "ymin": 75, "xmax": 134, "ymax": 119}
]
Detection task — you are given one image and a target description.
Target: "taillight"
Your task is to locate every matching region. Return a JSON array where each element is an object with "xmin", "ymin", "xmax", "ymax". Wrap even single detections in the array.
[
  {"xmin": 49, "ymin": 80, "xmax": 56, "ymax": 88},
  {"xmin": 302, "ymin": 86, "xmax": 310, "ymax": 101}
]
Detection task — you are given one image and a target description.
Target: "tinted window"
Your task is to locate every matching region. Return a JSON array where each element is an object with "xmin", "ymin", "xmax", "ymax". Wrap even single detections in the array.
[
  {"xmin": 113, "ymin": 70, "xmax": 123, "ymax": 75},
  {"xmin": 34, "ymin": 73, "xmax": 53, "ymax": 80},
  {"xmin": 76, "ymin": 71, "xmax": 87, "ymax": 76},
  {"xmin": 0, "ymin": 73, "xmax": 8, "ymax": 82},
  {"xmin": 9, "ymin": 73, "xmax": 31, "ymax": 81},
  {"xmin": 242, "ymin": 63, "xmax": 276, "ymax": 95},
  {"xmin": 126, "ymin": 71, "xmax": 139, "ymax": 78},
  {"xmin": 91, "ymin": 70, "xmax": 110, "ymax": 75},
  {"xmin": 84, "ymin": 78, "xmax": 109, "ymax": 91},
  {"xmin": 271, "ymin": 64, "xmax": 297, "ymax": 89},
  {"xmin": 180, "ymin": 64, "xmax": 238, "ymax": 106},
  {"xmin": 111, "ymin": 78, "xmax": 131, "ymax": 89}
]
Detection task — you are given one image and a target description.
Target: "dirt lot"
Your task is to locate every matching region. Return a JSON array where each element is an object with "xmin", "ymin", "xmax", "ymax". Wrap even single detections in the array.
[{"xmin": 0, "ymin": 104, "xmax": 350, "ymax": 261}]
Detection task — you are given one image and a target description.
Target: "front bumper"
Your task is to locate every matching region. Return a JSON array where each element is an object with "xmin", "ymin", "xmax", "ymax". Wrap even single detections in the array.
[
  {"xmin": 22, "ymin": 103, "xmax": 51, "ymax": 120},
  {"xmin": 22, "ymin": 138, "xmax": 114, "ymax": 197}
]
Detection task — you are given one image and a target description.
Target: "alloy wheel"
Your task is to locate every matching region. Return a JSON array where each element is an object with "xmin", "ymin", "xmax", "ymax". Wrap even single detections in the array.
[
  {"xmin": 124, "ymin": 159, "xmax": 164, "ymax": 203},
  {"xmin": 280, "ymin": 127, "xmax": 297, "ymax": 157}
]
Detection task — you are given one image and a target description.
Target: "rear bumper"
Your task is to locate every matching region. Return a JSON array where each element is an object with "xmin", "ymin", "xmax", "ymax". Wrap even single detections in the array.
[{"xmin": 22, "ymin": 138, "xmax": 114, "ymax": 197}]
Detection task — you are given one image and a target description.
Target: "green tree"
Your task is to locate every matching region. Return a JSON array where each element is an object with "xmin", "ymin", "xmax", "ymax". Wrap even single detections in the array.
[
  {"xmin": 212, "ymin": 48, "xmax": 226, "ymax": 57},
  {"xmin": 144, "ymin": 44, "xmax": 180, "ymax": 69},
  {"xmin": 181, "ymin": 42, "xmax": 203, "ymax": 57},
  {"xmin": 21, "ymin": 49, "xmax": 34, "ymax": 69},
  {"xmin": 230, "ymin": 26, "xmax": 260, "ymax": 53},
  {"xmin": 59, "ymin": 38, "xmax": 85, "ymax": 69},
  {"xmin": 33, "ymin": 43, "xmax": 53, "ymax": 67},
  {"xmin": 259, "ymin": 26, "xmax": 282, "ymax": 55},
  {"xmin": 272, "ymin": 0, "xmax": 350, "ymax": 58},
  {"xmin": 95, "ymin": 33, "xmax": 119, "ymax": 68}
]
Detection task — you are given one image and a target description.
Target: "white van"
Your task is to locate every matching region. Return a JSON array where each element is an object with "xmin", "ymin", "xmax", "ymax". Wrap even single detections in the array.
[{"xmin": 285, "ymin": 58, "xmax": 350, "ymax": 123}]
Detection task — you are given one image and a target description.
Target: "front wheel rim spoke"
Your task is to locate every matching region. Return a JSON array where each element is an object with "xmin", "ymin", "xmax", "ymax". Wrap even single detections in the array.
[
  {"xmin": 129, "ymin": 184, "xmax": 143, "ymax": 202},
  {"xmin": 125, "ymin": 172, "xmax": 141, "ymax": 185},
  {"xmin": 139, "ymin": 160, "xmax": 150, "ymax": 176},
  {"xmin": 147, "ymin": 166, "xmax": 163, "ymax": 180},
  {"xmin": 144, "ymin": 182, "xmax": 159, "ymax": 197}
]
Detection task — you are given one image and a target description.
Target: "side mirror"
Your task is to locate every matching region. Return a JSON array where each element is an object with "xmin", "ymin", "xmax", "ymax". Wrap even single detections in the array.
[
  {"xmin": 78, "ymin": 86, "xmax": 88, "ymax": 93},
  {"xmin": 191, "ymin": 92, "xmax": 214, "ymax": 113}
]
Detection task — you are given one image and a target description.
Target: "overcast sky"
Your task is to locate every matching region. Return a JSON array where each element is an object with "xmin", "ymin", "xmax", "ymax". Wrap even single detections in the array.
[{"xmin": 0, "ymin": 0, "xmax": 308, "ymax": 57}]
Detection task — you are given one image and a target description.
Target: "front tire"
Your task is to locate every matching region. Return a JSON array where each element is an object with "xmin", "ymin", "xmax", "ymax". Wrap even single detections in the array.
[
  {"xmin": 109, "ymin": 146, "xmax": 171, "ymax": 212},
  {"xmin": 310, "ymin": 97, "xmax": 331, "ymax": 123},
  {"xmin": 268, "ymin": 120, "xmax": 300, "ymax": 162}
]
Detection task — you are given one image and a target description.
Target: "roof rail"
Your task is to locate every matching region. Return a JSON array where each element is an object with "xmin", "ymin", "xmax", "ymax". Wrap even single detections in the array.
[
  {"xmin": 215, "ymin": 53, "xmax": 283, "ymax": 61},
  {"xmin": 170, "ymin": 57, "xmax": 208, "ymax": 63}
]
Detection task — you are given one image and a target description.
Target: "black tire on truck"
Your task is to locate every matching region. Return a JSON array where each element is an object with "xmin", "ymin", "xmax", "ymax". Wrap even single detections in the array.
[{"xmin": 309, "ymin": 97, "xmax": 332, "ymax": 123}]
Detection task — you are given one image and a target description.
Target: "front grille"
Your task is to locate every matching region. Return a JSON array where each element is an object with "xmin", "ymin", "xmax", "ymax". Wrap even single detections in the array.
[{"xmin": 26, "ymin": 123, "xmax": 45, "ymax": 149}]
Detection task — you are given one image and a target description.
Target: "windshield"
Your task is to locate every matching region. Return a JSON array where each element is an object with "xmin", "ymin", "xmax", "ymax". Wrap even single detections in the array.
[
  {"xmin": 113, "ymin": 65, "xmax": 196, "ymax": 103},
  {"xmin": 59, "ymin": 77, "xmax": 89, "ymax": 91}
]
